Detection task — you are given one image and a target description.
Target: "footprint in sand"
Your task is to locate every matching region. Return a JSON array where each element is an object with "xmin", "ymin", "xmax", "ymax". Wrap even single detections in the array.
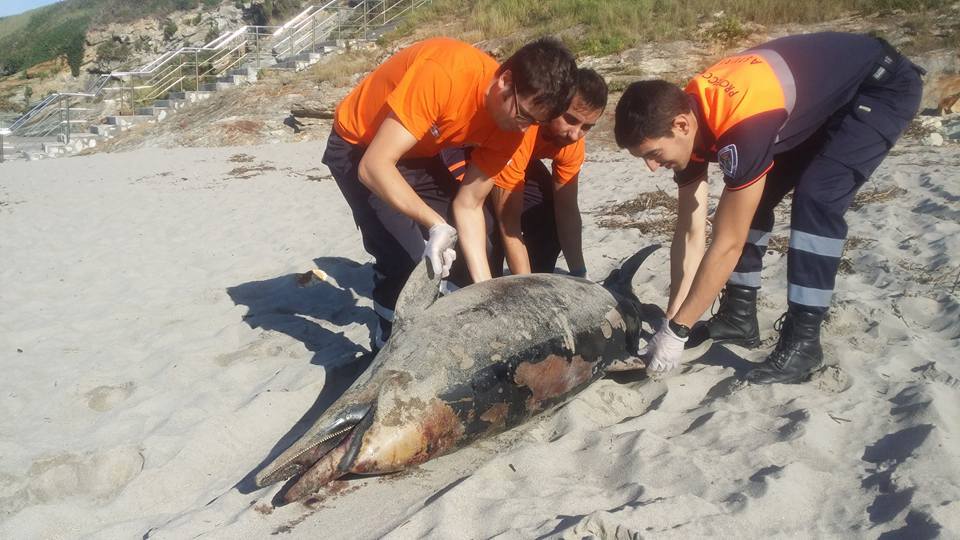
[
  {"xmin": 85, "ymin": 382, "xmax": 135, "ymax": 412},
  {"xmin": 810, "ymin": 365, "xmax": 853, "ymax": 393},
  {"xmin": 23, "ymin": 446, "xmax": 144, "ymax": 505},
  {"xmin": 777, "ymin": 409, "xmax": 810, "ymax": 441}
]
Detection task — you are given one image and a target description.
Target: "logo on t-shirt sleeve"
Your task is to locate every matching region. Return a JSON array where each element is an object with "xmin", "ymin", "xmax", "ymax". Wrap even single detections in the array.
[{"xmin": 718, "ymin": 144, "xmax": 739, "ymax": 178}]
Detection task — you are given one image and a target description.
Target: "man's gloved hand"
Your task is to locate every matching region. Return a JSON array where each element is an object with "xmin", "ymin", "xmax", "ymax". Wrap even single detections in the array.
[
  {"xmin": 424, "ymin": 223, "xmax": 458, "ymax": 279},
  {"xmin": 640, "ymin": 318, "xmax": 688, "ymax": 373}
]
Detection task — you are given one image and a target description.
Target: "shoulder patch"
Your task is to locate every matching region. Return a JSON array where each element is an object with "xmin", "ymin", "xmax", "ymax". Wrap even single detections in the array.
[{"xmin": 718, "ymin": 144, "xmax": 738, "ymax": 178}]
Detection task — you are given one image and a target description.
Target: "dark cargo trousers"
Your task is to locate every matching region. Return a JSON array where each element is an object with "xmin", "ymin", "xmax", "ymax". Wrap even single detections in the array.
[
  {"xmin": 323, "ymin": 128, "xmax": 458, "ymax": 348},
  {"xmin": 727, "ymin": 46, "xmax": 924, "ymax": 313}
]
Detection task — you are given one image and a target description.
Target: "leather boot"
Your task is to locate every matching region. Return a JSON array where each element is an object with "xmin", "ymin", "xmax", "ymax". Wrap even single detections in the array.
[
  {"xmin": 746, "ymin": 309, "xmax": 824, "ymax": 384},
  {"xmin": 696, "ymin": 285, "xmax": 761, "ymax": 348}
]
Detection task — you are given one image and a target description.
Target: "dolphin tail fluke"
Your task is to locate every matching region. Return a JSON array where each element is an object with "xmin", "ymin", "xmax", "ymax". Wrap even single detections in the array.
[
  {"xmin": 601, "ymin": 244, "xmax": 661, "ymax": 299},
  {"xmin": 394, "ymin": 258, "xmax": 441, "ymax": 331}
]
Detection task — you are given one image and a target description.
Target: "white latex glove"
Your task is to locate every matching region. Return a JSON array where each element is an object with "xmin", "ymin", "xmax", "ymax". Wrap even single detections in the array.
[
  {"xmin": 640, "ymin": 318, "xmax": 688, "ymax": 373},
  {"xmin": 424, "ymin": 223, "xmax": 458, "ymax": 279}
]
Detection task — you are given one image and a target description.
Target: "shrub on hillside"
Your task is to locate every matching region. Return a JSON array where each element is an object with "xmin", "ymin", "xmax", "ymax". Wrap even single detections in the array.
[
  {"xmin": 96, "ymin": 39, "xmax": 132, "ymax": 64},
  {"xmin": 205, "ymin": 27, "xmax": 220, "ymax": 44},
  {"xmin": 163, "ymin": 20, "xmax": 178, "ymax": 40}
]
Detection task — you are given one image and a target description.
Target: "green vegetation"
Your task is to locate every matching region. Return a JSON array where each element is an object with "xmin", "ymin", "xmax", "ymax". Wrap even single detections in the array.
[
  {"xmin": 0, "ymin": 4, "xmax": 90, "ymax": 76},
  {"xmin": 163, "ymin": 19, "xmax": 178, "ymax": 40},
  {"xmin": 96, "ymin": 39, "xmax": 133, "ymax": 64},
  {"xmin": 205, "ymin": 27, "xmax": 221, "ymax": 44},
  {"xmin": 0, "ymin": 0, "xmax": 231, "ymax": 77},
  {"xmin": 243, "ymin": 0, "xmax": 308, "ymax": 25},
  {"xmin": 395, "ymin": 0, "xmax": 951, "ymax": 56}
]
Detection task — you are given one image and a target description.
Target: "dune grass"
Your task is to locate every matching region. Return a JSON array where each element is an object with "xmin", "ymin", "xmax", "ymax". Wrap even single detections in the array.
[{"xmin": 394, "ymin": 0, "xmax": 951, "ymax": 55}]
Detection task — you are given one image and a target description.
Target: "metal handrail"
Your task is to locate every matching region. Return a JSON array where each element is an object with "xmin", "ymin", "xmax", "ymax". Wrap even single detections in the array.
[{"xmin": 10, "ymin": 0, "xmax": 431, "ymax": 140}]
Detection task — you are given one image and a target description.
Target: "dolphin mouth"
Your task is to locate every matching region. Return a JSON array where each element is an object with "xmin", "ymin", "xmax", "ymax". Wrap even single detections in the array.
[{"xmin": 255, "ymin": 403, "xmax": 374, "ymax": 490}]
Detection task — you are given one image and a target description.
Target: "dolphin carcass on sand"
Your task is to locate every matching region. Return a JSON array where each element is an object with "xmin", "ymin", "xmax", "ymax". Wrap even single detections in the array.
[{"xmin": 255, "ymin": 245, "xmax": 661, "ymax": 503}]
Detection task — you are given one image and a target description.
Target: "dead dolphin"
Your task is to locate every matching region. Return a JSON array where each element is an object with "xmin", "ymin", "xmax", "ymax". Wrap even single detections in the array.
[{"xmin": 255, "ymin": 245, "xmax": 660, "ymax": 503}]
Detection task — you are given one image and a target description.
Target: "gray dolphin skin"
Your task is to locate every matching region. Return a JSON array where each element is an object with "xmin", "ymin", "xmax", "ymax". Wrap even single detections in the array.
[{"xmin": 255, "ymin": 245, "xmax": 660, "ymax": 503}]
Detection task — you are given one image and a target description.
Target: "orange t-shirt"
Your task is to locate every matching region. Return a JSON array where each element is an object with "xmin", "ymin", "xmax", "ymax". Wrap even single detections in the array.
[
  {"xmin": 333, "ymin": 37, "xmax": 524, "ymax": 179},
  {"xmin": 491, "ymin": 126, "xmax": 586, "ymax": 192}
]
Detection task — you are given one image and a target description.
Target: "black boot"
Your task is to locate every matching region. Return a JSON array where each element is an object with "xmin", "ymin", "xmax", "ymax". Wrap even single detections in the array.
[
  {"xmin": 695, "ymin": 285, "xmax": 760, "ymax": 348},
  {"xmin": 746, "ymin": 309, "xmax": 824, "ymax": 384}
]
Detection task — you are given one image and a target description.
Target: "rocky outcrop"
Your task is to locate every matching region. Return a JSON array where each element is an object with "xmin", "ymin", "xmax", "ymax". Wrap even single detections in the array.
[{"xmin": 83, "ymin": 3, "xmax": 245, "ymax": 73}]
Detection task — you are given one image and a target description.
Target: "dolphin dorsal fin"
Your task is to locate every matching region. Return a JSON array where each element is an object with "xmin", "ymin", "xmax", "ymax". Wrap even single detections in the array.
[
  {"xmin": 393, "ymin": 258, "xmax": 441, "ymax": 330},
  {"xmin": 601, "ymin": 244, "xmax": 661, "ymax": 299}
]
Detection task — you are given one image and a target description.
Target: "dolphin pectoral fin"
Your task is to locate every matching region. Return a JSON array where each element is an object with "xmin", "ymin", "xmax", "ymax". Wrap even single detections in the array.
[
  {"xmin": 606, "ymin": 356, "xmax": 647, "ymax": 373},
  {"xmin": 255, "ymin": 403, "xmax": 372, "ymax": 489},
  {"xmin": 394, "ymin": 258, "xmax": 441, "ymax": 329}
]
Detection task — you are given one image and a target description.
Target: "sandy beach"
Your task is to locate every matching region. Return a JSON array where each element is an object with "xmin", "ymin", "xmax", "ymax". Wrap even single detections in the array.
[{"xmin": 1, "ymin": 136, "xmax": 958, "ymax": 539}]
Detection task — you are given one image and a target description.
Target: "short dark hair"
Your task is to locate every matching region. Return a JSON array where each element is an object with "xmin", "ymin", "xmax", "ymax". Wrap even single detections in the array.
[
  {"xmin": 575, "ymin": 68, "xmax": 608, "ymax": 111},
  {"xmin": 499, "ymin": 37, "xmax": 577, "ymax": 119},
  {"xmin": 614, "ymin": 80, "xmax": 691, "ymax": 148}
]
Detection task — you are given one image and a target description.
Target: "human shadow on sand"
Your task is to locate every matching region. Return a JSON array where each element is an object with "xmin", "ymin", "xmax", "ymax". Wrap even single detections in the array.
[
  {"xmin": 226, "ymin": 256, "xmax": 376, "ymax": 362},
  {"xmin": 227, "ymin": 256, "xmax": 379, "ymax": 494}
]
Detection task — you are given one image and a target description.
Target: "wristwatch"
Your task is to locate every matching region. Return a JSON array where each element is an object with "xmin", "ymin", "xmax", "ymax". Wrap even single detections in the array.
[{"xmin": 668, "ymin": 319, "xmax": 691, "ymax": 339}]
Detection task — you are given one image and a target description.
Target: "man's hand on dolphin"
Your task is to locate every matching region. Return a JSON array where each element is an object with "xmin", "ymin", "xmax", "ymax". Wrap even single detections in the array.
[
  {"xmin": 641, "ymin": 318, "xmax": 688, "ymax": 373},
  {"xmin": 425, "ymin": 222, "xmax": 458, "ymax": 279}
]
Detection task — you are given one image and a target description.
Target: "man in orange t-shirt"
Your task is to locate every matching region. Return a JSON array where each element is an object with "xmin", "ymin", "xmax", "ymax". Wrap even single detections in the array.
[
  {"xmin": 322, "ymin": 37, "xmax": 576, "ymax": 349},
  {"xmin": 444, "ymin": 68, "xmax": 608, "ymax": 280}
]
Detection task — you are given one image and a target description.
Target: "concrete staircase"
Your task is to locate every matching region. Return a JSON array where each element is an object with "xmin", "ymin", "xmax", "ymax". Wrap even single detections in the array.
[
  {"xmin": 6, "ymin": 0, "xmax": 430, "ymax": 162},
  {"xmin": 89, "ymin": 66, "xmax": 262, "ymax": 142}
]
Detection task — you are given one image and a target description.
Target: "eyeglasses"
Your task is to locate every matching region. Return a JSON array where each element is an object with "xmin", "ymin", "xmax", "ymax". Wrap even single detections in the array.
[{"xmin": 512, "ymin": 84, "xmax": 542, "ymax": 126}]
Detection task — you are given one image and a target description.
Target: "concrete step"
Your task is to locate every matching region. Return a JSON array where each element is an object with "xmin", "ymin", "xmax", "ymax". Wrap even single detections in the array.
[
  {"xmin": 275, "ymin": 59, "xmax": 311, "ymax": 71},
  {"xmin": 152, "ymin": 99, "xmax": 187, "ymax": 110},
  {"xmin": 41, "ymin": 142, "xmax": 66, "ymax": 155},
  {"xmin": 200, "ymin": 82, "xmax": 234, "ymax": 92},
  {"xmin": 228, "ymin": 67, "xmax": 258, "ymax": 78},
  {"xmin": 294, "ymin": 52, "xmax": 321, "ymax": 62},
  {"xmin": 105, "ymin": 115, "xmax": 154, "ymax": 128},
  {"xmin": 167, "ymin": 91, "xmax": 213, "ymax": 103},
  {"xmin": 136, "ymin": 106, "xmax": 169, "ymax": 116},
  {"xmin": 216, "ymin": 74, "xmax": 248, "ymax": 85},
  {"xmin": 90, "ymin": 124, "xmax": 118, "ymax": 137}
]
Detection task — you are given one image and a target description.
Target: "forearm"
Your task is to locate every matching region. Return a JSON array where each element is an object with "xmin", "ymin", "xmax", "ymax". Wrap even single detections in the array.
[
  {"xmin": 666, "ymin": 225, "xmax": 706, "ymax": 318},
  {"xmin": 453, "ymin": 199, "xmax": 493, "ymax": 282},
  {"xmin": 501, "ymin": 230, "xmax": 531, "ymax": 275},
  {"xmin": 358, "ymin": 159, "xmax": 444, "ymax": 229},
  {"xmin": 671, "ymin": 179, "xmax": 763, "ymax": 327},
  {"xmin": 556, "ymin": 209, "xmax": 584, "ymax": 272},
  {"xmin": 672, "ymin": 239, "xmax": 743, "ymax": 327}
]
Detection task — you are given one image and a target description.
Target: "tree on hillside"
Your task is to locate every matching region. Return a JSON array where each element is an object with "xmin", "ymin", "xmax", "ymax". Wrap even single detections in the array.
[
  {"xmin": 163, "ymin": 19, "xmax": 178, "ymax": 40},
  {"xmin": 63, "ymin": 30, "xmax": 86, "ymax": 76}
]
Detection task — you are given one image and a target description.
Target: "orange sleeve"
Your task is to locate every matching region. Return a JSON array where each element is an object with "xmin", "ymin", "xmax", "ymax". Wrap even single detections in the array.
[
  {"xmin": 385, "ymin": 59, "xmax": 453, "ymax": 140},
  {"xmin": 482, "ymin": 127, "xmax": 539, "ymax": 192},
  {"xmin": 551, "ymin": 138, "xmax": 585, "ymax": 185}
]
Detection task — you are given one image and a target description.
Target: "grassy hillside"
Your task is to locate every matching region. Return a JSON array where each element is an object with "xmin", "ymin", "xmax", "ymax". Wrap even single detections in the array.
[
  {"xmin": 396, "ymin": 0, "xmax": 954, "ymax": 56},
  {"xmin": 0, "ymin": 0, "xmax": 308, "ymax": 77}
]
